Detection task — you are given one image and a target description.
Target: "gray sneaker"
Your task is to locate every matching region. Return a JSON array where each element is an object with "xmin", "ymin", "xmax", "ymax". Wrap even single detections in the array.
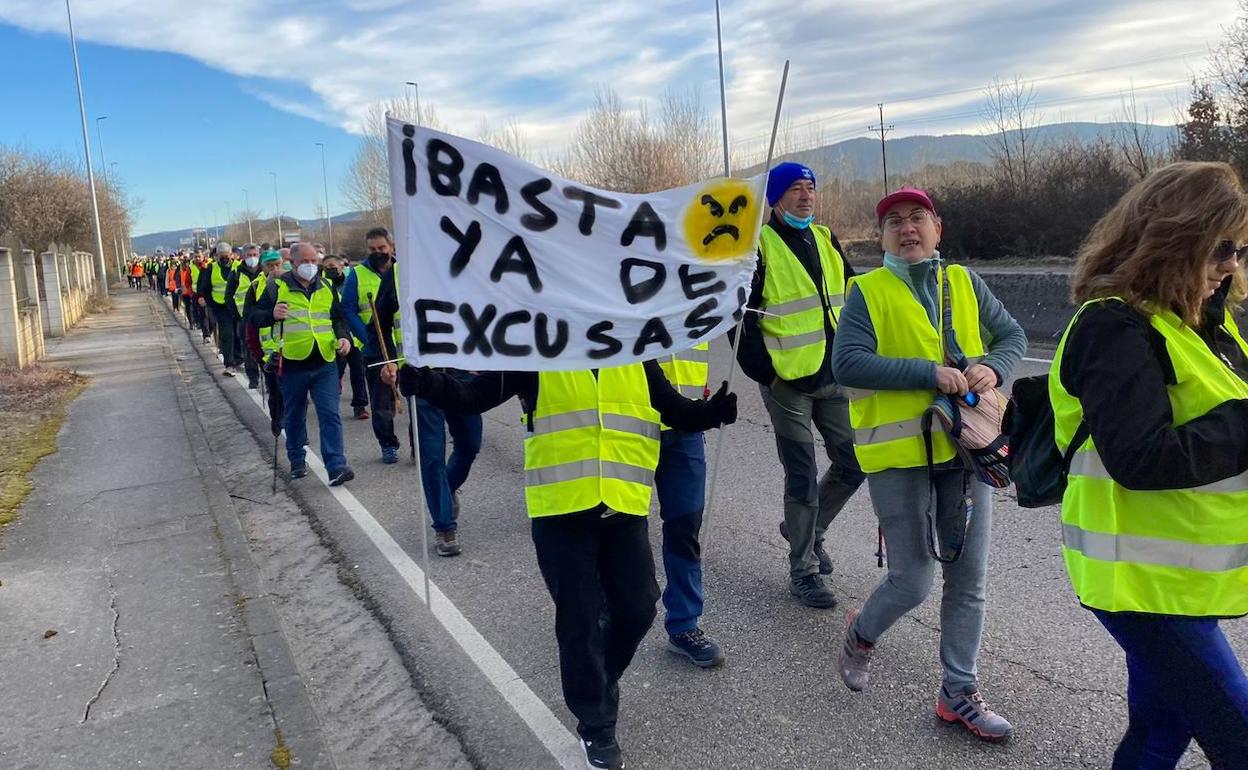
[
  {"xmin": 838, "ymin": 609, "xmax": 874, "ymax": 692},
  {"xmin": 936, "ymin": 685, "xmax": 1014, "ymax": 742},
  {"xmin": 435, "ymin": 529, "xmax": 462, "ymax": 557},
  {"xmin": 789, "ymin": 574, "xmax": 836, "ymax": 608}
]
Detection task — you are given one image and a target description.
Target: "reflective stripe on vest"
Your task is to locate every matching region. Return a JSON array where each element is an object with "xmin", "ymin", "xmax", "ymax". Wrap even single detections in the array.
[
  {"xmin": 758, "ymin": 223, "xmax": 846, "ymax": 380},
  {"xmin": 523, "ymin": 365, "xmax": 661, "ymax": 518},
  {"xmin": 1052, "ymin": 298, "xmax": 1248, "ymax": 617},
  {"xmin": 252, "ymin": 275, "xmax": 279, "ymax": 358},
  {"xmin": 354, "ymin": 262, "xmax": 383, "ymax": 326},
  {"xmin": 658, "ymin": 343, "xmax": 710, "ymax": 400},
  {"xmin": 210, "ymin": 262, "xmax": 231, "ymax": 305},
  {"xmin": 846, "ymin": 264, "xmax": 983, "ymax": 474},
  {"xmin": 275, "ymin": 278, "xmax": 336, "ymax": 362}
]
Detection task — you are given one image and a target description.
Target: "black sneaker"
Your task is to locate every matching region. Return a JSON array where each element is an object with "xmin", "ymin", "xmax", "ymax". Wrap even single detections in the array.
[
  {"xmin": 289, "ymin": 464, "xmax": 308, "ymax": 480},
  {"xmin": 779, "ymin": 522, "xmax": 833, "ymax": 575},
  {"xmin": 667, "ymin": 628, "xmax": 725, "ymax": 668},
  {"xmin": 581, "ymin": 737, "xmax": 624, "ymax": 770},
  {"xmin": 248, "ymin": 379, "xmax": 259, "ymax": 390},
  {"xmin": 328, "ymin": 467, "xmax": 354, "ymax": 487},
  {"xmin": 789, "ymin": 574, "xmax": 837, "ymax": 609}
]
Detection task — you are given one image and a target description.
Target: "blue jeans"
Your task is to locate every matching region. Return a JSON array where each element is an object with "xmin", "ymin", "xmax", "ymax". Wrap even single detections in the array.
[
  {"xmin": 279, "ymin": 362, "xmax": 348, "ymax": 474},
  {"xmin": 1093, "ymin": 609, "xmax": 1248, "ymax": 769},
  {"xmin": 416, "ymin": 399, "xmax": 482, "ymax": 532},
  {"xmin": 654, "ymin": 430, "xmax": 706, "ymax": 635}
]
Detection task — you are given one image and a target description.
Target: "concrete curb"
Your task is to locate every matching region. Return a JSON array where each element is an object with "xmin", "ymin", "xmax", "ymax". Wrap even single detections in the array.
[{"xmin": 154, "ymin": 303, "xmax": 337, "ymax": 769}]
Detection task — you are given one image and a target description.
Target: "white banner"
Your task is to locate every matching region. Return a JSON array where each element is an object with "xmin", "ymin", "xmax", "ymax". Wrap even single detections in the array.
[{"xmin": 387, "ymin": 119, "xmax": 763, "ymax": 371}]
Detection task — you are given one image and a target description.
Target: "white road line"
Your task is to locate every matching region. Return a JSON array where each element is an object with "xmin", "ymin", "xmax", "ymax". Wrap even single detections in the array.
[{"xmin": 197, "ymin": 324, "xmax": 582, "ymax": 768}]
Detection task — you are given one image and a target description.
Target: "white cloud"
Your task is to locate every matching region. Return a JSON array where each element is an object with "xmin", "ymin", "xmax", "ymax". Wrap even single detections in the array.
[{"xmin": 2, "ymin": 0, "xmax": 1236, "ymax": 160}]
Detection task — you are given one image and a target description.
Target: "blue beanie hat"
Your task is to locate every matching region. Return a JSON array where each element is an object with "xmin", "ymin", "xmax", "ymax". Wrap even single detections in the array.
[{"xmin": 766, "ymin": 162, "xmax": 816, "ymax": 206}]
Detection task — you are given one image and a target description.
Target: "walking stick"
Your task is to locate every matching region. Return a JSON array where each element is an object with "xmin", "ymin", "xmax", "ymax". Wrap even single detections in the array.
[
  {"xmin": 272, "ymin": 319, "xmax": 285, "ymax": 494},
  {"xmin": 365, "ymin": 292, "xmax": 404, "ymax": 415}
]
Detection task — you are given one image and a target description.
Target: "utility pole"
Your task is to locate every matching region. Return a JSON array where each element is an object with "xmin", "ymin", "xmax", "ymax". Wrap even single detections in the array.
[
  {"xmin": 95, "ymin": 116, "xmax": 109, "ymax": 185},
  {"xmin": 66, "ymin": 0, "xmax": 109, "ymax": 296},
  {"xmin": 243, "ymin": 188, "xmax": 253, "ymax": 243},
  {"xmin": 270, "ymin": 171, "xmax": 283, "ymax": 245},
  {"xmin": 868, "ymin": 103, "xmax": 894, "ymax": 196},
  {"xmin": 315, "ymin": 142, "xmax": 333, "ymax": 253}
]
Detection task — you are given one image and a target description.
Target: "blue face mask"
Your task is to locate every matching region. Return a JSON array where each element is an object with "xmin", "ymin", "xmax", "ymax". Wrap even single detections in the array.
[{"xmin": 781, "ymin": 210, "xmax": 814, "ymax": 229}]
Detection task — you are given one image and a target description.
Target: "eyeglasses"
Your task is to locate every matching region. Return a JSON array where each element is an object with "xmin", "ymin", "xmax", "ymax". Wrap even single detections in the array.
[
  {"xmin": 881, "ymin": 210, "xmax": 933, "ymax": 232},
  {"xmin": 1213, "ymin": 240, "xmax": 1248, "ymax": 263}
]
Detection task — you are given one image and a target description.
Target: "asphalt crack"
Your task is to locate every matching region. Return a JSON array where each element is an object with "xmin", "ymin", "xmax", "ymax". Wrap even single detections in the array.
[{"xmin": 81, "ymin": 566, "xmax": 120, "ymax": 723}]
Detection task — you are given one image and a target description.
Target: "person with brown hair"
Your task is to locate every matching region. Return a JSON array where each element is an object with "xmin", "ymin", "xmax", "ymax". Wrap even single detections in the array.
[{"xmin": 1051, "ymin": 160, "xmax": 1248, "ymax": 769}]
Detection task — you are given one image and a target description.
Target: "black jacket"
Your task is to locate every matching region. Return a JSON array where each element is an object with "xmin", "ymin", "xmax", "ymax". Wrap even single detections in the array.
[
  {"xmin": 250, "ymin": 272, "xmax": 351, "ymax": 370},
  {"xmin": 1058, "ymin": 284, "xmax": 1248, "ymax": 491},
  {"xmin": 736, "ymin": 213, "xmax": 855, "ymax": 391},
  {"xmin": 402, "ymin": 363, "xmax": 728, "ymax": 434}
]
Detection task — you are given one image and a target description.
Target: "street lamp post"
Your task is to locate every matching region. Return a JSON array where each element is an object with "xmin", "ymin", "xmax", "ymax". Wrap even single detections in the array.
[
  {"xmin": 95, "ymin": 115, "xmax": 109, "ymax": 185},
  {"xmin": 66, "ymin": 0, "xmax": 109, "ymax": 296},
  {"xmin": 405, "ymin": 80, "xmax": 421, "ymax": 123},
  {"xmin": 242, "ymin": 188, "xmax": 254, "ymax": 243},
  {"xmin": 315, "ymin": 142, "xmax": 332, "ymax": 253},
  {"xmin": 270, "ymin": 171, "xmax": 283, "ymax": 245}
]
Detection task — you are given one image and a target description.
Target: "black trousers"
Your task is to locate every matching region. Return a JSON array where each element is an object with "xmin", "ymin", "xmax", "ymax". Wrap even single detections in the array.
[
  {"xmin": 336, "ymin": 347, "xmax": 369, "ymax": 408},
  {"xmin": 530, "ymin": 508, "xmax": 659, "ymax": 742},
  {"xmin": 364, "ymin": 357, "xmax": 400, "ymax": 449},
  {"xmin": 210, "ymin": 304, "xmax": 239, "ymax": 367},
  {"xmin": 235, "ymin": 318, "xmax": 259, "ymax": 384}
]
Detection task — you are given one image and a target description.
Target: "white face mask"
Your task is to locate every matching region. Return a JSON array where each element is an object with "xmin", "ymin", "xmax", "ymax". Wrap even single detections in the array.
[
  {"xmin": 295, "ymin": 263, "xmax": 319, "ymax": 281},
  {"xmin": 244, "ymin": 256, "xmax": 259, "ymax": 269}
]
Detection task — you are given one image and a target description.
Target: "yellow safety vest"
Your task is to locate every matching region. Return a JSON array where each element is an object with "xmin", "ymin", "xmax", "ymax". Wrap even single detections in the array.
[
  {"xmin": 252, "ymin": 275, "xmax": 278, "ymax": 360},
  {"xmin": 758, "ymin": 224, "xmax": 846, "ymax": 380},
  {"xmin": 234, "ymin": 270, "xmax": 255, "ymax": 318},
  {"xmin": 524, "ymin": 365, "xmax": 662, "ymax": 518},
  {"xmin": 209, "ymin": 261, "xmax": 231, "ymax": 305},
  {"xmin": 274, "ymin": 278, "xmax": 336, "ymax": 363},
  {"xmin": 1052, "ymin": 298, "xmax": 1248, "ymax": 617},
  {"xmin": 189, "ymin": 263, "xmax": 201, "ymax": 291},
  {"xmin": 845, "ymin": 264, "xmax": 983, "ymax": 474},
  {"xmin": 657, "ymin": 342, "xmax": 709, "ymax": 431},
  {"xmin": 352, "ymin": 261, "xmax": 403, "ymax": 355}
]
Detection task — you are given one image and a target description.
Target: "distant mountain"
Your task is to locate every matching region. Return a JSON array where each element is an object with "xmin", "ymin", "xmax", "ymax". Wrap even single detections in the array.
[
  {"xmin": 132, "ymin": 210, "xmax": 373, "ymax": 255},
  {"xmin": 750, "ymin": 121, "xmax": 1179, "ymax": 180},
  {"xmin": 134, "ymin": 121, "xmax": 1179, "ymax": 254}
]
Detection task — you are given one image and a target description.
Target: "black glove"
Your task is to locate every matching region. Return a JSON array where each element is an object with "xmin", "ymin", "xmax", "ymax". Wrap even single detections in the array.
[
  {"xmin": 707, "ymin": 381, "xmax": 737, "ymax": 427},
  {"xmin": 398, "ymin": 364, "xmax": 426, "ymax": 398}
]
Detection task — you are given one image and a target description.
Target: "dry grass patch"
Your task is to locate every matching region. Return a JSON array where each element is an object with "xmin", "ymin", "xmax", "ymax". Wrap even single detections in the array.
[{"xmin": 0, "ymin": 364, "xmax": 87, "ymax": 534}]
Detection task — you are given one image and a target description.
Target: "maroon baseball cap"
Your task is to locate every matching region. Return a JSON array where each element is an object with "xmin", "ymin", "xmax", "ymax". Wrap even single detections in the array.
[{"xmin": 876, "ymin": 186, "xmax": 937, "ymax": 221}]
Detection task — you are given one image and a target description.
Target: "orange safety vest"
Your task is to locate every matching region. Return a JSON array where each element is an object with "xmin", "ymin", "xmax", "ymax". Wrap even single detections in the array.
[
  {"xmin": 130, "ymin": 263, "xmax": 144, "ymax": 277},
  {"xmin": 180, "ymin": 267, "xmax": 193, "ymax": 296},
  {"xmin": 166, "ymin": 267, "xmax": 176, "ymax": 292}
]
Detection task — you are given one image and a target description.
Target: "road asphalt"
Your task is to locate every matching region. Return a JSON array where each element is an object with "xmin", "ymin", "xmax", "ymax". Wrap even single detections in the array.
[{"xmin": 3, "ymin": 288, "xmax": 1239, "ymax": 769}]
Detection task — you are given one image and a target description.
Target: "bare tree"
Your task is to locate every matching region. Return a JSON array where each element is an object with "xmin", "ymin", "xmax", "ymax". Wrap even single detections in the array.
[
  {"xmin": 982, "ymin": 76, "xmax": 1043, "ymax": 197},
  {"xmin": 340, "ymin": 96, "xmax": 445, "ymax": 222},
  {"xmin": 561, "ymin": 87, "xmax": 716, "ymax": 193},
  {"xmin": 1113, "ymin": 86, "xmax": 1167, "ymax": 179},
  {"xmin": 478, "ymin": 117, "xmax": 533, "ymax": 162}
]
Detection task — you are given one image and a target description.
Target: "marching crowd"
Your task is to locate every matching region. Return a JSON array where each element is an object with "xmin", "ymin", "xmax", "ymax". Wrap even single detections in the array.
[{"xmin": 127, "ymin": 159, "xmax": 1248, "ymax": 770}]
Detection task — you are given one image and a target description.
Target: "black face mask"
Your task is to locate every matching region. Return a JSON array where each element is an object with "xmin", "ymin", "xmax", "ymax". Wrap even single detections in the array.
[
  {"xmin": 324, "ymin": 268, "xmax": 343, "ymax": 282},
  {"xmin": 367, "ymin": 251, "xmax": 391, "ymax": 269}
]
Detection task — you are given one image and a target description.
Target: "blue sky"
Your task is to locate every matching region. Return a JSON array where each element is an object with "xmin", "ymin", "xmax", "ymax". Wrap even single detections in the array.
[{"xmin": 0, "ymin": 0, "xmax": 1235, "ymax": 236}]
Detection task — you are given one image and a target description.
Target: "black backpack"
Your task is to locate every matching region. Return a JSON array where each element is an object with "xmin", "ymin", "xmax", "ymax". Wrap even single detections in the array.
[{"xmin": 1003, "ymin": 374, "xmax": 1088, "ymax": 508}]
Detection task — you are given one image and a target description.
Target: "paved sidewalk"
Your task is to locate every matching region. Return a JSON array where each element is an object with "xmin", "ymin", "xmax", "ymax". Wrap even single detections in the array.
[{"xmin": 0, "ymin": 291, "xmax": 331, "ymax": 769}]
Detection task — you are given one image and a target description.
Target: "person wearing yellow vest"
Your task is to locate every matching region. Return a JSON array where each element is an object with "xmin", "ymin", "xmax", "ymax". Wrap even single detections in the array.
[
  {"xmin": 242, "ymin": 250, "xmax": 286, "ymax": 436},
  {"xmin": 197, "ymin": 242, "xmax": 242, "ymax": 378},
  {"xmin": 1050, "ymin": 162, "xmax": 1248, "ymax": 767},
  {"xmin": 321, "ymin": 254, "xmax": 370, "ymax": 419},
  {"xmin": 226, "ymin": 244, "xmax": 264, "ymax": 389},
  {"xmin": 250, "ymin": 243, "xmax": 356, "ymax": 487},
  {"xmin": 385, "ymin": 359, "xmax": 737, "ymax": 770},
  {"xmin": 189, "ymin": 254, "xmax": 211, "ymax": 343},
  {"xmin": 736, "ymin": 161, "xmax": 865, "ymax": 609},
  {"xmin": 344, "ymin": 228, "xmax": 416, "ymax": 463},
  {"xmin": 831, "ymin": 187, "xmax": 1025, "ymax": 741},
  {"xmin": 652, "ymin": 344, "xmax": 725, "ymax": 667},
  {"xmin": 370, "ymin": 228, "xmax": 485, "ymax": 558}
]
